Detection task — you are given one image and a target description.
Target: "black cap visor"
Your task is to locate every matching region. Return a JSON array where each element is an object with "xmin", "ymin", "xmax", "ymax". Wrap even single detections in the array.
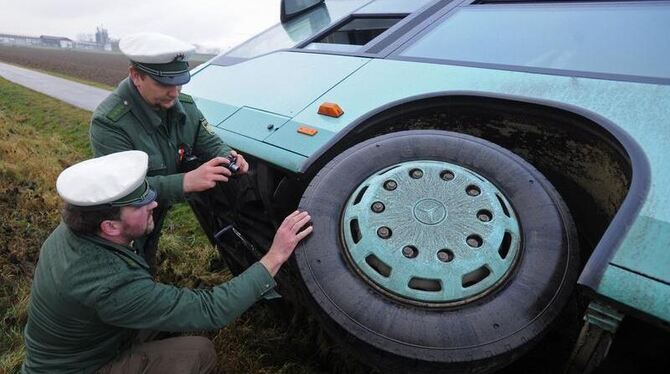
[
  {"xmin": 133, "ymin": 61, "xmax": 191, "ymax": 86},
  {"xmin": 150, "ymin": 71, "xmax": 190, "ymax": 86}
]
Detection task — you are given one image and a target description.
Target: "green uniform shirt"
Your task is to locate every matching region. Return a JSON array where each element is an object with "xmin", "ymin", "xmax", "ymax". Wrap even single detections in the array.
[
  {"xmin": 89, "ymin": 78, "xmax": 232, "ymax": 254},
  {"xmin": 22, "ymin": 223, "xmax": 276, "ymax": 374}
]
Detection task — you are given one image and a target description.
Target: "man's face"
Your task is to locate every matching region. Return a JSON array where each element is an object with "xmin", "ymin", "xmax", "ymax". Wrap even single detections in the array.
[
  {"xmin": 119, "ymin": 201, "xmax": 158, "ymax": 240},
  {"xmin": 130, "ymin": 69, "xmax": 181, "ymax": 109}
]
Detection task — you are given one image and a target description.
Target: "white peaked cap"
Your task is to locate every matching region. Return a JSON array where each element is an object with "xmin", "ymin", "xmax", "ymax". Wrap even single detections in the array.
[
  {"xmin": 56, "ymin": 151, "xmax": 150, "ymax": 207},
  {"xmin": 119, "ymin": 32, "xmax": 195, "ymax": 64}
]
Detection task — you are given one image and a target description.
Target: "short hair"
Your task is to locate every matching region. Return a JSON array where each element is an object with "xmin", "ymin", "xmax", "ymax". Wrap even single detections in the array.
[
  {"xmin": 62, "ymin": 203, "xmax": 121, "ymax": 236},
  {"xmin": 129, "ymin": 64, "xmax": 148, "ymax": 79}
]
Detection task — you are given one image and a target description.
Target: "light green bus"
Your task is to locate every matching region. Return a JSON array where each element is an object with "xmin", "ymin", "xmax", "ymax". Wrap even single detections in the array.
[{"xmin": 184, "ymin": 1, "xmax": 670, "ymax": 372}]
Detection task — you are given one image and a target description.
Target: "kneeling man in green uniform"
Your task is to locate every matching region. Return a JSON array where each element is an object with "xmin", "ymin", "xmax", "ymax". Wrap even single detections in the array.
[{"xmin": 22, "ymin": 151, "xmax": 312, "ymax": 374}]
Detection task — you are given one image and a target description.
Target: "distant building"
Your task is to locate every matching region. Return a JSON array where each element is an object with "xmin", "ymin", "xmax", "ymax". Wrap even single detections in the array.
[
  {"xmin": 74, "ymin": 40, "xmax": 98, "ymax": 50},
  {"xmin": 0, "ymin": 33, "xmax": 74, "ymax": 48},
  {"xmin": 40, "ymin": 35, "xmax": 74, "ymax": 48},
  {"xmin": 95, "ymin": 27, "xmax": 109, "ymax": 46},
  {"xmin": 0, "ymin": 32, "xmax": 109, "ymax": 51},
  {"xmin": 0, "ymin": 33, "xmax": 41, "ymax": 46}
]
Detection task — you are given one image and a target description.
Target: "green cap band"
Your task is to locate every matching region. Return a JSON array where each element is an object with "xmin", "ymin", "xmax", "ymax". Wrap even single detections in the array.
[
  {"xmin": 132, "ymin": 60, "xmax": 190, "ymax": 77},
  {"xmin": 109, "ymin": 180, "xmax": 156, "ymax": 207}
]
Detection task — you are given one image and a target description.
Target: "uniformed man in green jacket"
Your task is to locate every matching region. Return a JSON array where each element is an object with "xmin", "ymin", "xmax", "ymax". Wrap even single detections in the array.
[
  {"xmin": 89, "ymin": 32, "xmax": 247, "ymax": 271},
  {"xmin": 22, "ymin": 150, "xmax": 312, "ymax": 374}
]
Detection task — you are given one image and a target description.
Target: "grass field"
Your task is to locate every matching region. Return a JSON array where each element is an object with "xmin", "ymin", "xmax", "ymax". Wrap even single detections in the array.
[{"xmin": 0, "ymin": 76, "xmax": 345, "ymax": 373}]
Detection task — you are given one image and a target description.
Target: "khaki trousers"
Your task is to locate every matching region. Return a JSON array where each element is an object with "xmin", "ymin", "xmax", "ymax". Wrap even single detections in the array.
[{"xmin": 97, "ymin": 332, "xmax": 217, "ymax": 374}]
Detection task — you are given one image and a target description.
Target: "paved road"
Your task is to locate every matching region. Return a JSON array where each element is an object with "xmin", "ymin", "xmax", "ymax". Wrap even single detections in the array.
[{"xmin": 0, "ymin": 61, "xmax": 110, "ymax": 112}]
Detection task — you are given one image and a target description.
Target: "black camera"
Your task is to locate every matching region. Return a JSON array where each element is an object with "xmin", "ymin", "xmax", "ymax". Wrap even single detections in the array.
[{"xmin": 226, "ymin": 154, "xmax": 240, "ymax": 174}]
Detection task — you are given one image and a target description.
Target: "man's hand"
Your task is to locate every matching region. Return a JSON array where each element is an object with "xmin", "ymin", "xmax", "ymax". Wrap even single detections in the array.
[
  {"xmin": 226, "ymin": 150, "xmax": 249, "ymax": 175},
  {"xmin": 183, "ymin": 157, "xmax": 232, "ymax": 193},
  {"xmin": 260, "ymin": 210, "xmax": 312, "ymax": 276}
]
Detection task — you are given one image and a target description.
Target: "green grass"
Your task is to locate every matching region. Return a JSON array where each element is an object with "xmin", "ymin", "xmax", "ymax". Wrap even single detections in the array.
[
  {"xmin": 0, "ymin": 78, "xmax": 336, "ymax": 373},
  {"xmin": 0, "ymin": 77, "xmax": 92, "ymax": 373}
]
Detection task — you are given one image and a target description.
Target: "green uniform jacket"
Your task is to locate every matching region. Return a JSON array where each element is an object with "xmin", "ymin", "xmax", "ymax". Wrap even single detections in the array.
[
  {"xmin": 90, "ymin": 77, "xmax": 232, "ymax": 205},
  {"xmin": 22, "ymin": 223, "xmax": 276, "ymax": 374},
  {"xmin": 89, "ymin": 78, "xmax": 232, "ymax": 254}
]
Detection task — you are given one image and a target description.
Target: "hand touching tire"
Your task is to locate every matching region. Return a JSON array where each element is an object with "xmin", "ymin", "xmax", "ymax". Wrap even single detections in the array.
[{"xmin": 260, "ymin": 210, "xmax": 312, "ymax": 276}]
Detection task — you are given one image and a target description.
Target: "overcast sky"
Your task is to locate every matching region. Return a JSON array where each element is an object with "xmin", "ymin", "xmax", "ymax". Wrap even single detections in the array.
[{"xmin": 0, "ymin": 0, "xmax": 281, "ymax": 52}]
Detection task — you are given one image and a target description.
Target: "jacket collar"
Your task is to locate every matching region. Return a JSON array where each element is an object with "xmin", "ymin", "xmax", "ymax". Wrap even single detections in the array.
[
  {"xmin": 115, "ymin": 77, "xmax": 187, "ymax": 134},
  {"xmin": 72, "ymin": 228, "xmax": 151, "ymax": 271}
]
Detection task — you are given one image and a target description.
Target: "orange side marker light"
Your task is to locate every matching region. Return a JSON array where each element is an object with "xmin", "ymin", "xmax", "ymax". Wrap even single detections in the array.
[
  {"xmin": 318, "ymin": 102, "xmax": 344, "ymax": 118},
  {"xmin": 297, "ymin": 126, "xmax": 318, "ymax": 136}
]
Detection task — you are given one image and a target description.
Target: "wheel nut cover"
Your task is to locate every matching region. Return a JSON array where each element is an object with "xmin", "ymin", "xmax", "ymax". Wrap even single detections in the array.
[{"xmin": 341, "ymin": 161, "xmax": 522, "ymax": 305}]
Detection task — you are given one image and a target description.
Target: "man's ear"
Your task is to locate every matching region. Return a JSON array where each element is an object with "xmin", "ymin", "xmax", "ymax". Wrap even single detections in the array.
[
  {"xmin": 100, "ymin": 219, "xmax": 122, "ymax": 237},
  {"xmin": 129, "ymin": 67, "xmax": 143, "ymax": 85}
]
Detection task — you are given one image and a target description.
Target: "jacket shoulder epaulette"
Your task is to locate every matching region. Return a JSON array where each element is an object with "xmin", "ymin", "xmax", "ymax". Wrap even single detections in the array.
[
  {"xmin": 105, "ymin": 100, "xmax": 131, "ymax": 122},
  {"xmin": 179, "ymin": 93, "xmax": 194, "ymax": 104}
]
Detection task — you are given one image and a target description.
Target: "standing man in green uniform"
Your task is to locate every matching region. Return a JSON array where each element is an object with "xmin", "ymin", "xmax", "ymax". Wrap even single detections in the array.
[
  {"xmin": 22, "ymin": 151, "xmax": 312, "ymax": 374},
  {"xmin": 89, "ymin": 32, "xmax": 245, "ymax": 270}
]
